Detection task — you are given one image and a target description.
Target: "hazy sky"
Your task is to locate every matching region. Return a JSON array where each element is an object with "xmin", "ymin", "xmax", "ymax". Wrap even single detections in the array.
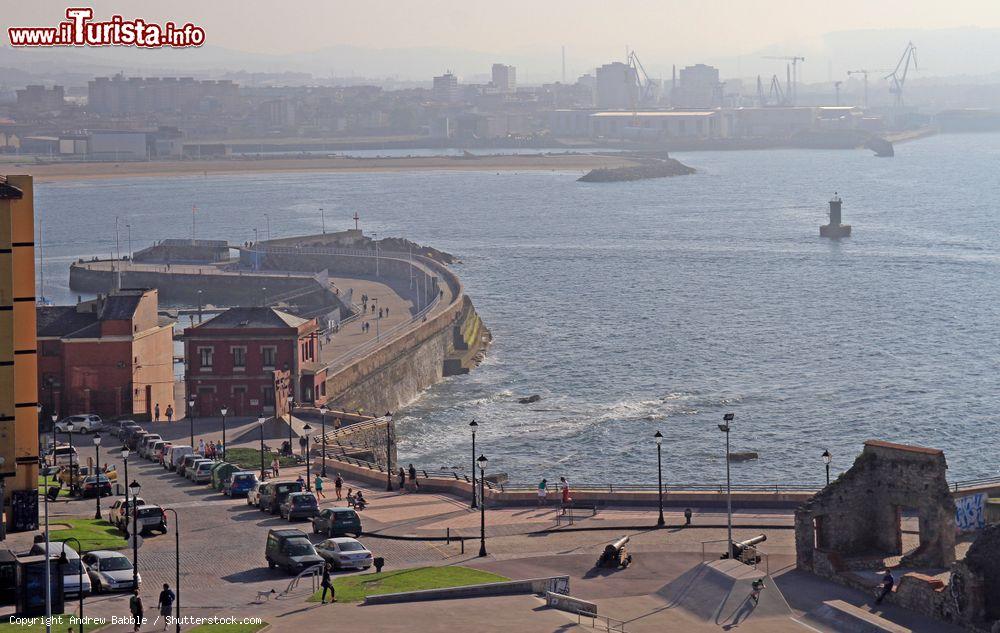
[{"xmin": 7, "ymin": 0, "xmax": 1000, "ymax": 58}]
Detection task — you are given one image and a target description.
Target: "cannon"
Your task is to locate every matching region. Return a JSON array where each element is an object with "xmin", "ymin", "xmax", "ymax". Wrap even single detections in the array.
[
  {"xmin": 721, "ymin": 534, "xmax": 767, "ymax": 565},
  {"xmin": 596, "ymin": 535, "xmax": 632, "ymax": 569}
]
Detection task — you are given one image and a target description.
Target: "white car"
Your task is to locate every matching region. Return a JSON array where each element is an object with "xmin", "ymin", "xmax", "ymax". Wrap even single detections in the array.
[
  {"xmin": 82, "ymin": 550, "xmax": 140, "ymax": 593},
  {"xmin": 314, "ymin": 537, "xmax": 373, "ymax": 570},
  {"xmin": 108, "ymin": 496, "xmax": 146, "ymax": 529},
  {"xmin": 29, "ymin": 542, "xmax": 92, "ymax": 596},
  {"xmin": 54, "ymin": 414, "xmax": 102, "ymax": 434}
]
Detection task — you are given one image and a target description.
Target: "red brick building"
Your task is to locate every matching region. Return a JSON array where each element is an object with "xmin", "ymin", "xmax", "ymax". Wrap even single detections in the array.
[
  {"xmin": 36, "ymin": 288, "xmax": 176, "ymax": 420},
  {"xmin": 183, "ymin": 307, "xmax": 322, "ymax": 417}
]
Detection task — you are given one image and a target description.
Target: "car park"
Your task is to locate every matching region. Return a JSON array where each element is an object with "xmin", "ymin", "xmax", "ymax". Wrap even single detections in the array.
[
  {"xmin": 211, "ymin": 462, "xmax": 241, "ymax": 491},
  {"xmin": 165, "ymin": 445, "xmax": 193, "ymax": 471},
  {"xmin": 259, "ymin": 480, "xmax": 303, "ymax": 515},
  {"xmin": 279, "ymin": 492, "xmax": 318, "ymax": 521},
  {"xmin": 311, "ymin": 507, "xmax": 363, "ymax": 538},
  {"xmin": 138, "ymin": 434, "xmax": 162, "ymax": 458},
  {"xmin": 80, "ymin": 475, "xmax": 112, "ymax": 498},
  {"xmin": 224, "ymin": 471, "xmax": 258, "ymax": 497},
  {"xmin": 264, "ymin": 529, "xmax": 324, "ymax": 574},
  {"xmin": 125, "ymin": 504, "xmax": 168, "ymax": 535},
  {"xmin": 54, "ymin": 414, "xmax": 102, "ymax": 434},
  {"xmin": 188, "ymin": 460, "xmax": 215, "ymax": 484},
  {"xmin": 29, "ymin": 542, "xmax": 93, "ymax": 596},
  {"xmin": 247, "ymin": 482, "xmax": 266, "ymax": 507},
  {"xmin": 82, "ymin": 550, "xmax": 140, "ymax": 593},
  {"xmin": 109, "ymin": 496, "xmax": 146, "ymax": 529},
  {"xmin": 314, "ymin": 537, "xmax": 373, "ymax": 570}
]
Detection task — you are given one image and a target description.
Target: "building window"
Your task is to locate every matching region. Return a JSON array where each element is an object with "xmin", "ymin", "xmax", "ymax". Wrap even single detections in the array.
[
  {"xmin": 231, "ymin": 346, "xmax": 247, "ymax": 371},
  {"xmin": 198, "ymin": 347, "xmax": 214, "ymax": 371},
  {"xmin": 232, "ymin": 385, "xmax": 247, "ymax": 398},
  {"xmin": 261, "ymin": 346, "xmax": 277, "ymax": 369}
]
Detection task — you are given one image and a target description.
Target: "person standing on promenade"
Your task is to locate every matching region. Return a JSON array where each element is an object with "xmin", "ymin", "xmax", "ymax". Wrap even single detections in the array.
[
  {"xmin": 198, "ymin": 438, "xmax": 205, "ymax": 455},
  {"xmin": 537, "ymin": 478, "xmax": 547, "ymax": 506},
  {"xmin": 560, "ymin": 477, "xmax": 571, "ymax": 515},
  {"xmin": 334, "ymin": 473, "xmax": 343, "ymax": 500},
  {"xmin": 271, "ymin": 456, "xmax": 280, "ymax": 478},
  {"xmin": 398, "ymin": 467, "xmax": 406, "ymax": 492},
  {"xmin": 315, "ymin": 474, "xmax": 325, "ymax": 499},
  {"xmin": 165, "ymin": 405, "xmax": 173, "ymax": 423},
  {"xmin": 408, "ymin": 464, "xmax": 419, "ymax": 491},
  {"xmin": 154, "ymin": 403, "xmax": 160, "ymax": 422}
]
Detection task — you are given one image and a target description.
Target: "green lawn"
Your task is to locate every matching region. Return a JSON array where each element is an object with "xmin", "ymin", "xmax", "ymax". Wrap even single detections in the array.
[
  {"xmin": 186, "ymin": 623, "xmax": 267, "ymax": 633},
  {"xmin": 0, "ymin": 616, "xmax": 106, "ymax": 632},
  {"xmin": 49, "ymin": 519, "xmax": 127, "ymax": 552},
  {"xmin": 226, "ymin": 447, "xmax": 297, "ymax": 472},
  {"xmin": 307, "ymin": 566, "xmax": 508, "ymax": 603},
  {"xmin": 38, "ymin": 475, "xmax": 70, "ymax": 497}
]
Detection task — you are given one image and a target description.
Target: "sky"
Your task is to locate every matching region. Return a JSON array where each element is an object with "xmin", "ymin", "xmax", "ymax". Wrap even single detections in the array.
[{"xmin": 6, "ymin": 0, "xmax": 1000, "ymax": 58}]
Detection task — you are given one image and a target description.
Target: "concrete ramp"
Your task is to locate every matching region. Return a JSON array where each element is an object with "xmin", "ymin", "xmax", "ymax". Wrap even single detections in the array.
[
  {"xmin": 804, "ymin": 600, "xmax": 910, "ymax": 633},
  {"xmin": 231, "ymin": 415, "xmax": 301, "ymax": 445},
  {"xmin": 655, "ymin": 559, "xmax": 791, "ymax": 626}
]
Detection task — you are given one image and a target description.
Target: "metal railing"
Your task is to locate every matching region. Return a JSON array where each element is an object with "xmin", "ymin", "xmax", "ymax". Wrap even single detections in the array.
[
  {"xmin": 282, "ymin": 563, "xmax": 325, "ymax": 597},
  {"xmin": 576, "ymin": 611, "xmax": 626, "ymax": 632}
]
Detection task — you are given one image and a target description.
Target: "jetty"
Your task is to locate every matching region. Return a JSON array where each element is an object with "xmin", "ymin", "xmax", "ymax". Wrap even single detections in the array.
[{"xmin": 578, "ymin": 156, "xmax": 695, "ymax": 182}]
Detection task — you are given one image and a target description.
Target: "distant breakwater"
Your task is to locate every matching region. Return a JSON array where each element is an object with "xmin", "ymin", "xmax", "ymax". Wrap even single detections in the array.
[{"xmin": 578, "ymin": 157, "xmax": 696, "ymax": 183}]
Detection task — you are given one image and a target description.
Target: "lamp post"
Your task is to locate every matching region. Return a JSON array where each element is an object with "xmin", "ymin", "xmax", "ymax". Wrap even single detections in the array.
[
  {"xmin": 287, "ymin": 397, "xmax": 295, "ymax": 457},
  {"xmin": 384, "ymin": 412, "xmax": 393, "ymax": 492},
  {"xmin": 320, "ymin": 207, "xmax": 325, "ymax": 234},
  {"xmin": 121, "ymin": 446, "xmax": 130, "ymax": 498},
  {"xmin": 654, "ymin": 431, "xmax": 665, "ymax": 527},
  {"xmin": 162, "ymin": 508, "xmax": 181, "ymax": 633},
  {"xmin": 469, "ymin": 420, "xmax": 478, "ymax": 509},
  {"xmin": 128, "ymin": 479, "xmax": 141, "ymax": 589},
  {"xmin": 822, "ymin": 449, "xmax": 831, "ymax": 486},
  {"xmin": 719, "ymin": 413, "xmax": 734, "ymax": 558},
  {"xmin": 187, "ymin": 397, "xmax": 196, "ymax": 450},
  {"xmin": 319, "ymin": 405, "xmax": 328, "ymax": 477},
  {"xmin": 92, "ymin": 434, "xmax": 102, "ymax": 519},
  {"xmin": 0, "ymin": 456, "xmax": 5, "ymax": 542},
  {"xmin": 477, "ymin": 454, "xmax": 488, "ymax": 557},
  {"xmin": 220, "ymin": 406, "xmax": 229, "ymax": 462},
  {"xmin": 59, "ymin": 536, "xmax": 85, "ymax": 633},
  {"xmin": 66, "ymin": 420, "xmax": 76, "ymax": 495},
  {"xmin": 41, "ymin": 447, "xmax": 52, "ymax": 633},
  {"xmin": 303, "ymin": 423, "xmax": 312, "ymax": 491},
  {"xmin": 257, "ymin": 416, "xmax": 266, "ymax": 480}
]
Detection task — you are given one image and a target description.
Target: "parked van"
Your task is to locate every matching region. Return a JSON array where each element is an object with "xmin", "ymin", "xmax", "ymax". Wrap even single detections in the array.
[
  {"xmin": 165, "ymin": 445, "xmax": 193, "ymax": 471},
  {"xmin": 30, "ymin": 541, "xmax": 92, "ymax": 596},
  {"xmin": 48, "ymin": 445, "xmax": 78, "ymax": 467},
  {"xmin": 138, "ymin": 434, "xmax": 161, "ymax": 458},
  {"xmin": 264, "ymin": 528, "xmax": 324, "ymax": 574}
]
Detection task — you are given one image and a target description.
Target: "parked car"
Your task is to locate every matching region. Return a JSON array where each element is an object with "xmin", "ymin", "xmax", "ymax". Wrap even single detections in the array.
[
  {"xmin": 264, "ymin": 529, "xmax": 324, "ymax": 574},
  {"xmin": 165, "ymin": 445, "xmax": 193, "ymax": 471},
  {"xmin": 247, "ymin": 482, "xmax": 266, "ymax": 507},
  {"xmin": 147, "ymin": 440, "xmax": 166, "ymax": 461},
  {"xmin": 279, "ymin": 492, "xmax": 318, "ymax": 521},
  {"xmin": 62, "ymin": 465, "xmax": 118, "ymax": 488},
  {"xmin": 112, "ymin": 419, "xmax": 139, "ymax": 439},
  {"xmin": 259, "ymin": 480, "xmax": 303, "ymax": 515},
  {"xmin": 177, "ymin": 454, "xmax": 202, "ymax": 478},
  {"xmin": 311, "ymin": 507, "xmax": 363, "ymax": 538},
  {"xmin": 29, "ymin": 542, "xmax": 93, "ymax": 596},
  {"xmin": 314, "ymin": 537, "xmax": 373, "ymax": 570},
  {"xmin": 122, "ymin": 426, "xmax": 145, "ymax": 446},
  {"xmin": 82, "ymin": 550, "xmax": 140, "ymax": 593},
  {"xmin": 54, "ymin": 414, "xmax": 102, "ymax": 434},
  {"xmin": 188, "ymin": 460, "xmax": 215, "ymax": 484},
  {"xmin": 109, "ymin": 496, "xmax": 146, "ymax": 529},
  {"xmin": 224, "ymin": 472, "xmax": 258, "ymax": 497},
  {"xmin": 125, "ymin": 504, "xmax": 168, "ymax": 535},
  {"xmin": 211, "ymin": 462, "xmax": 241, "ymax": 491},
  {"xmin": 138, "ymin": 434, "xmax": 162, "ymax": 458},
  {"xmin": 80, "ymin": 475, "xmax": 112, "ymax": 498},
  {"xmin": 48, "ymin": 445, "xmax": 79, "ymax": 467},
  {"xmin": 127, "ymin": 431, "xmax": 149, "ymax": 452}
]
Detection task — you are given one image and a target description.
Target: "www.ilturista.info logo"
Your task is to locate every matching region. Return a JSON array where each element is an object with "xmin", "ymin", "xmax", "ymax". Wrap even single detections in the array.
[{"xmin": 8, "ymin": 7, "xmax": 206, "ymax": 48}]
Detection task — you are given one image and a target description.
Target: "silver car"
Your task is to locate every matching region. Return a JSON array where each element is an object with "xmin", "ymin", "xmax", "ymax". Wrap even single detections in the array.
[
  {"xmin": 314, "ymin": 537, "xmax": 374, "ymax": 570},
  {"xmin": 82, "ymin": 550, "xmax": 140, "ymax": 593},
  {"xmin": 188, "ymin": 460, "xmax": 215, "ymax": 483},
  {"xmin": 30, "ymin": 542, "xmax": 92, "ymax": 596}
]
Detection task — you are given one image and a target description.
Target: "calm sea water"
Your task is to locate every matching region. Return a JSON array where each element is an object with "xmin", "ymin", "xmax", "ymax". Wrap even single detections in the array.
[{"xmin": 35, "ymin": 133, "xmax": 1000, "ymax": 486}]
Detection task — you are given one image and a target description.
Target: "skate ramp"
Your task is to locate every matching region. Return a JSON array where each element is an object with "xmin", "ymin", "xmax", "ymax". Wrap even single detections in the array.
[
  {"xmin": 804, "ymin": 600, "xmax": 910, "ymax": 633},
  {"xmin": 655, "ymin": 559, "xmax": 791, "ymax": 626}
]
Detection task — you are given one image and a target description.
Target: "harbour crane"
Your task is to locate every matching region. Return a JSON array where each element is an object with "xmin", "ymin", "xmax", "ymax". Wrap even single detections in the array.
[
  {"xmin": 626, "ymin": 49, "xmax": 656, "ymax": 127},
  {"xmin": 763, "ymin": 55, "xmax": 804, "ymax": 104},
  {"xmin": 846, "ymin": 69, "xmax": 887, "ymax": 110},
  {"xmin": 769, "ymin": 74, "xmax": 786, "ymax": 106},
  {"xmin": 885, "ymin": 41, "xmax": 917, "ymax": 106}
]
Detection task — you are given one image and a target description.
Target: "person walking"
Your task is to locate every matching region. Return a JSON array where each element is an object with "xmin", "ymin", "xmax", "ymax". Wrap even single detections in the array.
[
  {"xmin": 320, "ymin": 563, "xmax": 336, "ymax": 604},
  {"xmin": 314, "ymin": 474, "xmax": 325, "ymax": 499},
  {"xmin": 334, "ymin": 474, "xmax": 343, "ymax": 500},
  {"xmin": 408, "ymin": 464, "xmax": 419, "ymax": 492},
  {"xmin": 157, "ymin": 583, "xmax": 175, "ymax": 631},
  {"xmin": 560, "ymin": 477, "xmax": 572, "ymax": 515},
  {"xmin": 397, "ymin": 467, "xmax": 406, "ymax": 492},
  {"xmin": 129, "ymin": 590, "xmax": 144, "ymax": 632},
  {"xmin": 165, "ymin": 405, "xmax": 173, "ymax": 423},
  {"xmin": 537, "ymin": 478, "xmax": 548, "ymax": 506},
  {"xmin": 271, "ymin": 456, "xmax": 280, "ymax": 478},
  {"xmin": 875, "ymin": 570, "xmax": 895, "ymax": 604},
  {"xmin": 154, "ymin": 403, "xmax": 160, "ymax": 422},
  {"xmin": 750, "ymin": 578, "xmax": 765, "ymax": 605}
]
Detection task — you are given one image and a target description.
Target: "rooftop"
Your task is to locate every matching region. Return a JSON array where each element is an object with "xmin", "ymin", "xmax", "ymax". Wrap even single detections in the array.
[{"xmin": 193, "ymin": 306, "xmax": 311, "ymax": 330}]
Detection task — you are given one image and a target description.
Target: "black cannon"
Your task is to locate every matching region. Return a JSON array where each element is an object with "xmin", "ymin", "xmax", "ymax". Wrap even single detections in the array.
[
  {"xmin": 596, "ymin": 535, "xmax": 632, "ymax": 569},
  {"xmin": 721, "ymin": 534, "xmax": 767, "ymax": 565}
]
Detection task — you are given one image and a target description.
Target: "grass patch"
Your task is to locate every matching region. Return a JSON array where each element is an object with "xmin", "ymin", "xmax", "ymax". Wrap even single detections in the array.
[
  {"xmin": 306, "ymin": 566, "xmax": 508, "ymax": 603},
  {"xmin": 38, "ymin": 475, "xmax": 70, "ymax": 497},
  {"xmin": 226, "ymin": 447, "xmax": 297, "ymax": 472},
  {"xmin": 49, "ymin": 519, "xmax": 127, "ymax": 552},
  {"xmin": 1, "ymin": 615, "xmax": 106, "ymax": 632},
  {"xmin": 186, "ymin": 624, "xmax": 267, "ymax": 633}
]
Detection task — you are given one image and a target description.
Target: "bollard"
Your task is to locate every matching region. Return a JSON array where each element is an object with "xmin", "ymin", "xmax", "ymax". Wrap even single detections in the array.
[
  {"xmin": 460, "ymin": 537, "xmax": 465, "ymax": 555},
  {"xmin": 446, "ymin": 527, "xmax": 450, "ymax": 545},
  {"xmin": 373, "ymin": 557, "xmax": 385, "ymax": 573}
]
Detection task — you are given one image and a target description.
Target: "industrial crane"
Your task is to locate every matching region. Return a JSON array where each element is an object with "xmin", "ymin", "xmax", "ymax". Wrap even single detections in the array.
[
  {"xmin": 885, "ymin": 41, "xmax": 917, "ymax": 106},
  {"xmin": 756, "ymin": 74, "xmax": 786, "ymax": 106},
  {"xmin": 845, "ymin": 69, "xmax": 886, "ymax": 110},
  {"xmin": 763, "ymin": 55, "xmax": 804, "ymax": 104}
]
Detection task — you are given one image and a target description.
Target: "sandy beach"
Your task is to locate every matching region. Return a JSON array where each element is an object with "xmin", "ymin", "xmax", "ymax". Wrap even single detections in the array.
[{"xmin": 7, "ymin": 153, "xmax": 640, "ymax": 182}]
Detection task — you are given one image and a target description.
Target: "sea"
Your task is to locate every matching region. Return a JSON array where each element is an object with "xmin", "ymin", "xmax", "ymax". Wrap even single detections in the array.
[{"xmin": 33, "ymin": 132, "xmax": 1000, "ymax": 487}]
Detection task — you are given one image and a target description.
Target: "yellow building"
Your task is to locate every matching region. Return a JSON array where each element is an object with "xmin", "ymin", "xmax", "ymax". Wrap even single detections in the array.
[{"xmin": 0, "ymin": 174, "xmax": 39, "ymax": 532}]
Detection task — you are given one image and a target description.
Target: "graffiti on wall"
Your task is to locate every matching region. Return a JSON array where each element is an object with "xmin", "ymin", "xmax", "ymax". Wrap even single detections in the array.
[{"xmin": 955, "ymin": 493, "xmax": 985, "ymax": 532}]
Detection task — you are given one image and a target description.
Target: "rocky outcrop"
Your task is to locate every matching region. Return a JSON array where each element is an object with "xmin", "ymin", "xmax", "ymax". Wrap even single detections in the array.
[
  {"xmin": 578, "ymin": 158, "xmax": 695, "ymax": 183},
  {"xmin": 518, "ymin": 395, "xmax": 541, "ymax": 404}
]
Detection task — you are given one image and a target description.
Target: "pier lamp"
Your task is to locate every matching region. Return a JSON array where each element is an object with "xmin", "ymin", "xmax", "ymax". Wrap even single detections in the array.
[
  {"xmin": 822, "ymin": 449, "xmax": 832, "ymax": 486},
  {"xmin": 319, "ymin": 405, "xmax": 329, "ymax": 477},
  {"xmin": 719, "ymin": 413, "xmax": 734, "ymax": 558},
  {"xmin": 187, "ymin": 396, "xmax": 196, "ymax": 450},
  {"xmin": 654, "ymin": 431, "xmax": 665, "ymax": 527},
  {"xmin": 385, "ymin": 412, "xmax": 394, "ymax": 492},
  {"xmin": 220, "ymin": 406, "xmax": 229, "ymax": 462},
  {"xmin": 469, "ymin": 420, "xmax": 478, "ymax": 509},
  {"xmin": 477, "ymin": 454, "xmax": 488, "ymax": 557},
  {"xmin": 257, "ymin": 416, "xmax": 267, "ymax": 480},
  {"xmin": 303, "ymin": 423, "xmax": 313, "ymax": 491},
  {"xmin": 128, "ymin": 479, "xmax": 141, "ymax": 589},
  {"xmin": 93, "ymin": 434, "xmax": 102, "ymax": 519}
]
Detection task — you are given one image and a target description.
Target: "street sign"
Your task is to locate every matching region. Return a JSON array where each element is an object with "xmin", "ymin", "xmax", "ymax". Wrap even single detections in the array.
[{"xmin": 125, "ymin": 534, "xmax": 143, "ymax": 549}]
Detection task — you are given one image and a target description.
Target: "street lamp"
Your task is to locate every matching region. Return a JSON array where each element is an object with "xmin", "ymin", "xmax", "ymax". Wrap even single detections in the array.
[
  {"xmin": 121, "ymin": 446, "xmax": 130, "ymax": 498},
  {"xmin": 719, "ymin": 413, "xmax": 734, "ymax": 559},
  {"xmin": 66, "ymin": 420, "xmax": 76, "ymax": 495},
  {"xmin": 477, "ymin": 454, "xmax": 488, "ymax": 557},
  {"xmin": 287, "ymin": 397, "xmax": 295, "ymax": 456},
  {"xmin": 0, "ymin": 456, "xmax": 5, "ymax": 542},
  {"xmin": 128, "ymin": 479, "xmax": 141, "ymax": 589},
  {"xmin": 257, "ymin": 416, "xmax": 266, "ymax": 480},
  {"xmin": 469, "ymin": 420, "xmax": 478, "ymax": 509},
  {"xmin": 384, "ymin": 412, "xmax": 393, "ymax": 492},
  {"xmin": 654, "ymin": 431, "xmax": 665, "ymax": 527},
  {"xmin": 162, "ymin": 508, "xmax": 181, "ymax": 633},
  {"xmin": 187, "ymin": 397, "xmax": 196, "ymax": 450},
  {"xmin": 58, "ymin": 536, "xmax": 85, "ymax": 633},
  {"xmin": 319, "ymin": 405, "xmax": 328, "ymax": 477},
  {"xmin": 92, "ymin": 434, "xmax": 102, "ymax": 519},
  {"xmin": 822, "ymin": 449, "xmax": 832, "ymax": 486},
  {"xmin": 303, "ymin": 423, "xmax": 313, "ymax": 491},
  {"xmin": 220, "ymin": 406, "xmax": 229, "ymax": 462}
]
